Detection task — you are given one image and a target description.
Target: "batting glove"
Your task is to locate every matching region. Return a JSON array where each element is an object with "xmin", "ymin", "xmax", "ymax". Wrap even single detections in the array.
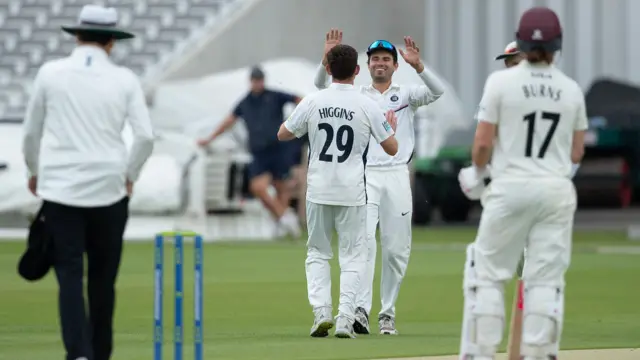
[{"xmin": 458, "ymin": 165, "xmax": 491, "ymax": 200}]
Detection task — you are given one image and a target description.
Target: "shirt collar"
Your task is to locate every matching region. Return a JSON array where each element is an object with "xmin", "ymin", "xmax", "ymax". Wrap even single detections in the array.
[
  {"xmin": 365, "ymin": 82, "xmax": 401, "ymax": 94},
  {"xmin": 329, "ymin": 83, "xmax": 355, "ymax": 90},
  {"xmin": 519, "ymin": 60, "xmax": 554, "ymax": 70},
  {"xmin": 248, "ymin": 90, "xmax": 266, "ymax": 98},
  {"xmin": 71, "ymin": 45, "xmax": 110, "ymax": 61}
]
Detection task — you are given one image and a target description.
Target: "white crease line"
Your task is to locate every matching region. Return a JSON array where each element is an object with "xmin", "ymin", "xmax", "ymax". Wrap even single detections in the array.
[{"xmin": 409, "ymin": 243, "xmax": 640, "ymax": 255}]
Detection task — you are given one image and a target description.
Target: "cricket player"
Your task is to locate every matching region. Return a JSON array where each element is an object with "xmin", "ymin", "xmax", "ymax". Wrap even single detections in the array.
[
  {"xmin": 495, "ymin": 41, "xmax": 524, "ymax": 68},
  {"xmin": 278, "ymin": 44, "xmax": 399, "ymax": 339},
  {"xmin": 314, "ymin": 29, "xmax": 445, "ymax": 335},
  {"xmin": 457, "ymin": 7, "xmax": 586, "ymax": 360}
]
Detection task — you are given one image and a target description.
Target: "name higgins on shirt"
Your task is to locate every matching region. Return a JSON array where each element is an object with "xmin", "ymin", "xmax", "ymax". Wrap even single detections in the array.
[{"xmin": 318, "ymin": 107, "xmax": 355, "ymax": 121}]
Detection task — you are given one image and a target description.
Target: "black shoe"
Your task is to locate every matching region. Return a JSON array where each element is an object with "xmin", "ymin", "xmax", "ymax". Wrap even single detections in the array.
[{"xmin": 353, "ymin": 307, "xmax": 370, "ymax": 334}]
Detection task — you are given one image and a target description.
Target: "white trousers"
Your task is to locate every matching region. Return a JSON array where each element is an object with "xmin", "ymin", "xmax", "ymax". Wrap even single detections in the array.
[
  {"xmin": 358, "ymin": 165, "xmax": 413, "ymax": 318},
  {"xmin": 459, "ymin": 178, "xmax": 576, "ymax": 359},
  {"xmin": 305, "ymin": 201, "xmax": 367, "ymax": 320}
]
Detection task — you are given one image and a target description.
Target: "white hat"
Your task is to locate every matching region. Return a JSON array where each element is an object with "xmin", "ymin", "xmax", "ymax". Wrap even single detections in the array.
[
  {"xmin": 494, "ymin": 41, "xmax": 520, "ymax": 60},
  {"xmin": 61, "ymin": 5, "xmax": 134, "ymax": 40}
]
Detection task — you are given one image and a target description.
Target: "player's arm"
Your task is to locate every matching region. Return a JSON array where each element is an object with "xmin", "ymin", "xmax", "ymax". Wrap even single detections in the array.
[
  {"xmin": 457, "ymin": 74, "xmax": 498, "ymax": 199},
  {"xmin": 473, "ymin": 124, "xmax": 496, "ymax": 168},
  {"xmin": 572, "ymin": 93, "xmax": 588, "ymax": 164},
  {"xmin": 367, "ymin": 105, "xmax": 398, "ymax": 156},
  {"xmin": 399, "ymin": 36, "xmax": 445, "ymax": 107},
  {"xmin": 314, "ymin": 64, "xmax": 330, "ymax": 90},
  {"xmin": 472, "ymin": 73, "xmax": 500, "ymax": 170},
  {"xmin": 314, "ymin": 29, "xmax": 342, "ymax": 90},
  {"xmin": 278, "ymin": 97, "xmax": 311, "ymax": 141},
  {"xmin": 571, "ymin": 131, "xmax": 585, "ymax": 164},
  {"xmin": 22, "ymin": 65, "xmax": 48, "ymax": 177},
  {"xmin": 408, "ymin": 66, "xmax": 446, "ymax": 107},
  {"xmin": 569, "ymin": 90, "xmax": 589, "ymax": 177}
]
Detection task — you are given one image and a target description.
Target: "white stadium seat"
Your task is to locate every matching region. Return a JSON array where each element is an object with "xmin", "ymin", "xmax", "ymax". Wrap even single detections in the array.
[{"xmin": 0, "ymin": 0, "xmax": 239, "ymax": 118}]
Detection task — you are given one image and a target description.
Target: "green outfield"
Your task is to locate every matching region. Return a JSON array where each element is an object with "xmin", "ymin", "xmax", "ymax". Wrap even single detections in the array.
[{"xmin": 0, "ymin": 228, "xmax": 639, "ymax": 360}]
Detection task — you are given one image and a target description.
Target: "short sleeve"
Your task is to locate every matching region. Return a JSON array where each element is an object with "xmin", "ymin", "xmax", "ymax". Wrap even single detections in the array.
[
  {"xmin": 284, "ymin": 97, "xmax": 311, "ymax": 138},
  {"xmin": 365, "ymin": 103, "xmax": 394, "ymax": 144},
  {"xmin": 232, "ymin": 100, "xmax": 243, "ymax": 117},
  {"xmin": 574, "ymin": 90, "xmax": 589, "ymax": 131},
  {"xmin": 474, "ymin": 73, "xmax": 501, "ymax": 124},
  {"xmin": 276, "ymin": 91, "xmax": 297, "ymax": 106}
]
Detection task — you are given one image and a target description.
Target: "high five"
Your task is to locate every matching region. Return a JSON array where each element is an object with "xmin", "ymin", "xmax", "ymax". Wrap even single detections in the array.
[
  {"xmin": 314, "ymin": 29, "xmax": 445, "ymax": 335},
  {"xmin": 279, "ymin": 44, "xmax": 399, "ymax": 339}
]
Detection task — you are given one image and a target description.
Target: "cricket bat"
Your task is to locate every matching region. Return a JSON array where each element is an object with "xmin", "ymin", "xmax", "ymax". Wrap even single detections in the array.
[{"xmin": 506, "ymin": 257, "xmax": 525, "ymax": 360}]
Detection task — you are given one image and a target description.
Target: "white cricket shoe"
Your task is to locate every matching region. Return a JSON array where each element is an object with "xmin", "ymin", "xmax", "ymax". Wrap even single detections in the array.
[
  {"xmin": 379, "ymin": 315, "xmax": 398, "ymax": 335},
  {"xmin": 274, "ymin": 223, "xmax": 287, "ymax": 238},
  {"xmin": 279, "ymin": 209, "xmax": 301, "ymax": 237},
  {"xmin": 309, "ymin": 309, "xmax": 333, "ymax": 337},
  {"xmin": 334, "ymin": 316, "xmax": 356, "ymax": 339}
]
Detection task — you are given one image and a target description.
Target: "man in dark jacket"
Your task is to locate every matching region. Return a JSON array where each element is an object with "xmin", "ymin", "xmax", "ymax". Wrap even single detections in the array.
[{"xmin": 198, "ymin": 66, "xmax": 302, "ymax": 237}]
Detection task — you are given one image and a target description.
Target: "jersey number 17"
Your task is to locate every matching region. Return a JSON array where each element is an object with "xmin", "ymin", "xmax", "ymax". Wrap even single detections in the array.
[{"xmin": 523, "ymin": 111, "xmax": 560, "ymax": 158}]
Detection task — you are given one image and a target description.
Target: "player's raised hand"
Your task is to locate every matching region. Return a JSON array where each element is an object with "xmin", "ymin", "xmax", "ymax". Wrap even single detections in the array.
[
  {"xmin": 385, "ymin": 110, "xmax": 398, "ymax": 132},
  {"xmin": 398, "ymin": 36, "xmax": 422, "ymax": 69},
  {"xmin": 322, "ymin": 28, "xmax": 343, "ymax": 65}
]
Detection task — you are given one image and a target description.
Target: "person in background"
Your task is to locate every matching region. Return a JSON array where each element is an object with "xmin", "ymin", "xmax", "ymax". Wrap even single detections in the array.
[
  {"xmin": 21, "ymin": 5, "xmax": 154, "ymax": 360},
  {"xmin": 198, "ymin": 66, "xmax": 303, "ymax": 237},
  {"xmin": 495, "ymin": 41, "xmax": 525, "ymax": 68}
]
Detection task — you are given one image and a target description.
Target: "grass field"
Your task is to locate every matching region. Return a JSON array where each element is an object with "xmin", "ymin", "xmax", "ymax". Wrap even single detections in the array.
[{"xmin": 0, "ymin": 228, "xmax": 639, "ymax": 360}]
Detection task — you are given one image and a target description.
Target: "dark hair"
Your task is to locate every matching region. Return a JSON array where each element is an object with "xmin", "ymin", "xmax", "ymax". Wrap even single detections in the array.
[
  {"xmin": 525, "ymin": 49, "xmax": 554, "ymax": 64},
  {"xmin": 77, "ymin": 32, "xmax": 114, "ymax": 46},
  {"xmin": 326, "ymin": 44, "xmax": 359, "ymax": 80}
]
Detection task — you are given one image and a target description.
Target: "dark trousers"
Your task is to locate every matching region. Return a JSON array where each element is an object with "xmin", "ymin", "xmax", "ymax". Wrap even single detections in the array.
[{"xmin": 43, "ymin": 197, "xmax": 129, "ymax": 360}]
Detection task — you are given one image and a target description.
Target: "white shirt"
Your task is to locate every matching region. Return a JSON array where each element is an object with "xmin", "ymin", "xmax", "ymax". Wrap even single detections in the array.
[
  {"xmin": 284, "ymin": 83, "xmax": 395, "ymax": 206},
  {"xmin": 22, "ymin": 45, "xmax": 155, "ymax": 207},
  {"xmin": 475, "ymin": 60, "xmax": 588, "ymax": 180},
  {"xmin": 314, "ymin": 65, "xmax": 444, "ymax": 167}
]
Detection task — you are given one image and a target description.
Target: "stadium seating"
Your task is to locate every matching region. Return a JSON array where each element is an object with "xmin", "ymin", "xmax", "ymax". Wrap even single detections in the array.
[{"xmin": 0, "ymin": 0, "xmax": 236, "ymax": 119}]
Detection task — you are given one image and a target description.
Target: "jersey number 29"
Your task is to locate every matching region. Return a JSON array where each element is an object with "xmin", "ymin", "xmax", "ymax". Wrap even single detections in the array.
[
  {"xmin": 318, "ymin": 123, "xmax": 354, "ymax": 163},
  {"xmin": 523, "ymin": 111, "xmax": 560, "ymax": 158}
]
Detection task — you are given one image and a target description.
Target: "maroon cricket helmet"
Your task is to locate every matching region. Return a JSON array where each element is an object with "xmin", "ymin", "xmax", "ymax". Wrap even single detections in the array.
[{"xmin": 516, "ymin": 7, "xmax": 562, "ymax": 53}]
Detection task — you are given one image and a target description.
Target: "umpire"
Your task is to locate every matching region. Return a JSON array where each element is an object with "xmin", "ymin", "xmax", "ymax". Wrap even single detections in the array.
[{"xmin": 21, "ymin": 5, "xmax": 154, "ymax": 360}]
